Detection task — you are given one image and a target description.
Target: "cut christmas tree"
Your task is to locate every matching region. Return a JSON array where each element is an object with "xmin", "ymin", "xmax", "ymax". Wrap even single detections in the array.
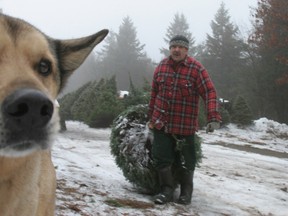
[{"xmin": 110, "ymin": 104, "xmax": 202, "ymax": 194}]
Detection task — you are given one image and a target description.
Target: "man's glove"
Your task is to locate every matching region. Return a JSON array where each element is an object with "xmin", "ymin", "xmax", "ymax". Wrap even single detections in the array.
[
  {"xmin": 206, "ymin": 122, "xmax": 220, "ymax": 133},
  {"xmin": 145, "ymin": 121, "xmax": 154, "ymax": 144},
  {"xmin": 147, "ymin": 121, "xmax": 154, "ymax": 130}
]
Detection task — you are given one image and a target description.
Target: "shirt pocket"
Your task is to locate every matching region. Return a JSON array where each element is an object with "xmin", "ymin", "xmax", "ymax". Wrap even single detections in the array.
[
  {"xmin": 157, "ymin": 76, "xmax": 173, "ymax": 91},
  {"xmin": 156, "ymin": 77, "xmax": 165, "ymax": 91},
  {"xmin": 177, "ymin": 79, "xmax": 193, "ymax": 97}
]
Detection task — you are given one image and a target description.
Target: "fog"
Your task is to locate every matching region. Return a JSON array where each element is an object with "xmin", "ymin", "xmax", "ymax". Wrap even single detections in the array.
[{"xmin": 0, "ymin": 0, "xmax": 257, "ymax": 61}]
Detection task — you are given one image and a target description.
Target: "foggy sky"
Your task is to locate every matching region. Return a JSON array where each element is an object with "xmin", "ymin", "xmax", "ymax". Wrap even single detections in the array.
[{"xmin": 0, "ymin": 0, "xmax": 257, "ymax": 61}]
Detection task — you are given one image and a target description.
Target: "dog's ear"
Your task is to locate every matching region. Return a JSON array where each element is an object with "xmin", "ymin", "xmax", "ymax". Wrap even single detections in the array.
[{"xmin": 57, "ymin": 29, "xmax": 108, "ymax": 86}]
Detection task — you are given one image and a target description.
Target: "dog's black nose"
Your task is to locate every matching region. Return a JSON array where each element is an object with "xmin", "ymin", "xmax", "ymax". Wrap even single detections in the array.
[{"xmin": 2, "ymin": 88, "xmax": 54, "ymax": 131}]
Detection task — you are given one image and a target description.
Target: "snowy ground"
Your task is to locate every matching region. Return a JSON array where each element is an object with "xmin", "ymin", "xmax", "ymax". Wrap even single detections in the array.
[{"xmin": 52, "ymin": 118, "xmax": 288, "ymax": 216}]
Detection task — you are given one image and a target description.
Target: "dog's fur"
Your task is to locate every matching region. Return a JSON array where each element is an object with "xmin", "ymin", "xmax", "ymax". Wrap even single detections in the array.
[{"xmin": 0, "ymin": 14, "xmax": 108, "ymax": 216}]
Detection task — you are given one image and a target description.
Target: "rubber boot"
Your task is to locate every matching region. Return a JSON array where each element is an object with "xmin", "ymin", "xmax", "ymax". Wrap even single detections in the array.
[
  {"xmin": 154, "ymin": 166, "xmax": 174, "ymax": 204},
  {"xmin": 177, "ymin": 170, "xmax": 194, "ymax": 205}
]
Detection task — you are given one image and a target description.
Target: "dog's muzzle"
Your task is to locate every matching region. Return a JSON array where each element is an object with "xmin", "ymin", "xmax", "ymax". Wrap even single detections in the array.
[{"xmin": 0, "ymin": 88, "xmax": 54, "ymax": 156}]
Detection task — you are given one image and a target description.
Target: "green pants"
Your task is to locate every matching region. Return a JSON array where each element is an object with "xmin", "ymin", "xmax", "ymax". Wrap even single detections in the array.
[{"xmin": 152, "ymin": 129, "xmax": 196, "ymax": 171}]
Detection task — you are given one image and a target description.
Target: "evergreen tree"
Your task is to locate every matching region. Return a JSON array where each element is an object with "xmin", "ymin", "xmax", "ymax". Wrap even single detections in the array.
[
  {"xmin": 249, "ymin": 0, "xmax": 288, "ymax": 123},
  {"xmin": 86, "ymin": 76, "xmax": 123, "ymax": 128},
  {"xmin": 160, "ymin": 13, "xmax": 196, "ymax": 57},
  {"xmin": 219, "ymin": 107, "xmax": 231, "ymax": 126},
  {"xmin": 97, "ymin": 31, "xmax": 118, "ymax": 62},
  {"xmin": 110, "ymin": 104, "xmax": 203, "ymax": 194},
  {"xmin": 201, "ymin": 3, "xmax": 247, "ymax": 99},
  {"xmin": 231, "ymin": 95, "xmax": 253, "ymax": 126},
  {"xmin": 218, "ymin": 99, "xmax": 231, "ymax": 126},
  {"xmin": 62, "ymin": 76, "xmax": 124, "ymax": 128},
  {"xmin": 122, "ymin": 77, "xmax": 150, "ymax": 108},
  {"xmin": 70, "ymin": 80, "xmax": 103, "ymax": 122},
  {"xmin": 59, "ymin": 82, "xmax": 92, "ymax": 121},
  {"xmin": 97, "ymin": 16, "xmax": 154, "ymax": 90},
  {"xmin": 96, "ymin": 31, "xmax": 118, "ymax": 78}
]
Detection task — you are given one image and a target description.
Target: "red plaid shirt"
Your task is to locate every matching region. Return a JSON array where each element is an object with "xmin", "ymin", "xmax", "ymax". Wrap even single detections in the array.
[{"xmin": 148, "ymin": 55, "xmax": 221, "ymax": 135}]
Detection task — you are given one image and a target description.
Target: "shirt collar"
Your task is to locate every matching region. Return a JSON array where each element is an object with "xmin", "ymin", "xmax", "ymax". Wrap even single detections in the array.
[{"xmin": 168, "ymin": 55, "xmax": 188, "ymax": 66}]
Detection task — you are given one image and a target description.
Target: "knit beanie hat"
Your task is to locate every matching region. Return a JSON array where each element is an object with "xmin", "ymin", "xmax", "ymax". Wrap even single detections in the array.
[{"xmin": 169, "ymin": 35, "xmax": 189, "ymax": 49}]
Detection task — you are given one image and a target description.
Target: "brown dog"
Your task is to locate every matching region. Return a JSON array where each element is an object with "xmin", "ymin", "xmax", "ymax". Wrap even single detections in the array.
[{"xmin": 0, "ymin": 14, "xmax": 108, "ymax": 216}]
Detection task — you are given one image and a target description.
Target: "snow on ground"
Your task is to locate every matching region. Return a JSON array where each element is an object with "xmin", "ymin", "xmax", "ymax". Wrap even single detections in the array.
[{"xmin": 52, "ymin": 119, "xmax": 288, "ymax": 216}]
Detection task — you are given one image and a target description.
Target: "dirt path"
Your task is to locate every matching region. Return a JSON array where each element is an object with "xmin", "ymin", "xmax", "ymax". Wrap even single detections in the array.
[{"xmin": 209, "ymin": 142, "xmax": 288, "ymax": 159}]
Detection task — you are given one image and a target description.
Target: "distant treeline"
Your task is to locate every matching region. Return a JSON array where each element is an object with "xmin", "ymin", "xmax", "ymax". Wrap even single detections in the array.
[{"xmin": 60, "ymin": 0, "xmax": 288, "ymax": 124}]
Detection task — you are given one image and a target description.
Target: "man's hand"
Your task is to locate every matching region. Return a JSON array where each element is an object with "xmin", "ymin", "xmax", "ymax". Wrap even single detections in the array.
[
  {"xmin": 206, "ymin": 122, "xmax": 220, "ymax": 133},
  {"xmin": 147, "ymin": 121, "xmax": 154, "ymax": 130}
]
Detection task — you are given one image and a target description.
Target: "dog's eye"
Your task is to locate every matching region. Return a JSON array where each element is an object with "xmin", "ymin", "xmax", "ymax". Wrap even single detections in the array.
[{"xmin": 38, "ymin": 59, "xmax": 52, "ymax": 76}]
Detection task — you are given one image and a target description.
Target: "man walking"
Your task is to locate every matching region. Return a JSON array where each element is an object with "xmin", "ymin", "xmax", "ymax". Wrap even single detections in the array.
[{"xmin": 148, "ymin": 35, "xmax": 221, "ymax": 205}]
